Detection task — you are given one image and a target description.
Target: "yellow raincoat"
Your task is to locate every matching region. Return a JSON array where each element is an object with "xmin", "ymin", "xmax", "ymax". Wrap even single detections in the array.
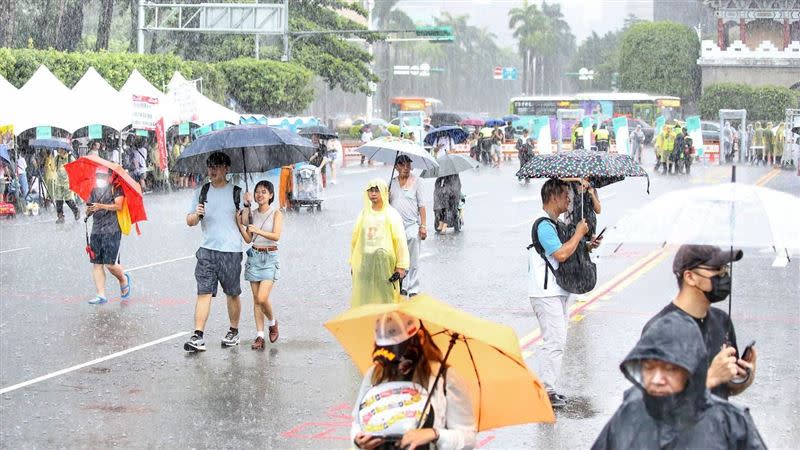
[{"xmin": 349, "ymin": 179, "xmax": 410, "ymax": 308}]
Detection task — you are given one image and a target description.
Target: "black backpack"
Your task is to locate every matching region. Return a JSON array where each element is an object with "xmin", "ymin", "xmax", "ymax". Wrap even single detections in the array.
[
  {"xmin": 527, "ymin": 217, "xmax": 597, "ymax": 294},
  {"xmin": 198, "ymin": 182, "xmax": 242, "ymax": 211}
]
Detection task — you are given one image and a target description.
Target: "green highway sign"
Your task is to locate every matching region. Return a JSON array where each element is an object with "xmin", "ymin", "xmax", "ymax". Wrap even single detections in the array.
[{"xmin": 415, "ymin": 26, "xmax": 454, "ymax": 42}]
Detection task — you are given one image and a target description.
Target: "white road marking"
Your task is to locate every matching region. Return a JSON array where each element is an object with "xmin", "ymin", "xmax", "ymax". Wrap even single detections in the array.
[
  {"xmin": 125, "ymin": 255, "xmax": 194, "ymax": 272},
  {"xmin": 511, "ymin": 196, "xmax": 538, "ymax": 203},
  {"xmin": 466, "ymin": 192, "xmax": 488, "ymax": 199},
  {"xmin": 771, "ymin": 255, "xmax": 789, "ymax": 268},
  {"xmin": 9, "ymin": 218, "xmax": 57, "ymax": 226},
  {"xmin": 419, "ymin": 252, "xmax": 435, "ymax": 260},
  {"xmin": 0, "ymin": 247, "xmax": 31, "ymax": 254},
  {"xmin": 507, "ymin": 219, "xmax": 534, "ymax": 229},
  {"xmin": 330, "ymin": 220, "xmax": 356, "ymax": 228},
  {"xmin": 0, "ymin": 331, "xmax": 190, "ymax": 395}
]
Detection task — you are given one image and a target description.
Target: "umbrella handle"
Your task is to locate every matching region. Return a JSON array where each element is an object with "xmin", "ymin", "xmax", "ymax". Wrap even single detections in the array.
[
  {"xmin": 387, "ymin": 151, "xmax": 398, "ymax": 191},
  {"xmin": 416, "ymin": 333, "xmax": 459, "ymax": 429}
]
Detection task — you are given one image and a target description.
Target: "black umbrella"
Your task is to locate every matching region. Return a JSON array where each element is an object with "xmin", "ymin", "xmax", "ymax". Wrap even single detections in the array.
[
  {"xmin": 298, "ymin": 125, "xmax": 338, "ymax": 140},
  {"xmin": 174, "ymin": 124, "xmax": 316, "ymax": 190}
]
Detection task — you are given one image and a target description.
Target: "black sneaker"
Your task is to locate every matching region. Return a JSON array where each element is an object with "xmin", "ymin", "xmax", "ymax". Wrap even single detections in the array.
[
  {"xmin": 184, "ymin": 333, "xmax": 206, "ymax": 352},
  {"xmin": 548, "ymin": 392, "xmax": 567, "ymax": 408},
  {"xmin": 221, "ymin": 329, "xmax": 240, "ymax": 347}
]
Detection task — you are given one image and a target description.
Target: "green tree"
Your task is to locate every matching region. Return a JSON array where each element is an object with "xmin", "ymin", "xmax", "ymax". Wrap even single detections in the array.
[
  {"xmin": 619, "ymin": 21, "xmax": 701, "ymax": 101},
  {"xmin": 570, "ymin": 30, "xmax": 622, "ymax": 92}
]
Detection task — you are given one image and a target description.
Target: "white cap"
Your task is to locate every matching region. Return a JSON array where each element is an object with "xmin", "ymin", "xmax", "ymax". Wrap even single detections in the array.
[{"xmin": 374, "ymin": 312, "xmax": 420, "ymax": 347}]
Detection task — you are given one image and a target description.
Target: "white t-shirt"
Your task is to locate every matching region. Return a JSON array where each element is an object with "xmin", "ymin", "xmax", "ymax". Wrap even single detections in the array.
[
  {"xmin": 361, "ymin": 130, "xmax": 373, "ymax": 143},
  {"xmin": 434, "ymin": 135, "xmax": 454, "ymax": 157},
  {"xmin": 109, "ymin": 149, "xmax": 121, "ymax": 165},
  {"xmin": 16, "ymin": 157, "xmax": 27, "ymax": 175},
  {"xmin": 528, "ymin": 211, "xmax": 569, "ymax": 298}
]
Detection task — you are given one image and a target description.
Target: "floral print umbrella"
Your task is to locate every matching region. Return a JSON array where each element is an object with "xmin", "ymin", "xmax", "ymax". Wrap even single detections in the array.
[{"xmin": 515, "ymin": 149, "xmax": 649, "ymax": 192}]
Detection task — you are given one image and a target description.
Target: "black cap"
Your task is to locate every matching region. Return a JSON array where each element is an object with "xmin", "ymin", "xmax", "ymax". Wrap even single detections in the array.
[
  {"xmin": 206, "ymin": 151, "xmax": 231, "ymax": 167},
  {"xmin": 673, "ymin": 244, "xmax": 743, "ymax": 275},
  {"xmin": 395, "ymin": 154, "xmax": 412, "ymax": 165}
]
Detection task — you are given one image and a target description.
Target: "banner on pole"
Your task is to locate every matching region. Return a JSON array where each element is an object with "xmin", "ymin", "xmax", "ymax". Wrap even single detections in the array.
[
  {"xmin": 533, "ymin": 116, "xmax": 552, "ymax": 155},
  {"xmin": 88, "ymin": 124, "xmax": 103, "ymax": 139},
  {"xmin": 36, "ymin": 126, "xmax": 51, "ymax": 140},
  {"xmin": 654, "ymin": 116, "xmax": 666, "ymax": 138},
  {"xmin": 178, "ymin": 122, "xmax": 191, "ymax": 136},
  {"xmin": 613, "ymin": 117, "xmax": 630, "ymax": 155},
  {"xmin": 685, "ymin": 115, "xmax": 704, "ymax": 157},
  {"xmin": 131, "ymin": 95, "xmax": 159, "ymax": 131},
  {"xmin": 155, "ymin": 118, "xmax": 167, "ymax": 171}
]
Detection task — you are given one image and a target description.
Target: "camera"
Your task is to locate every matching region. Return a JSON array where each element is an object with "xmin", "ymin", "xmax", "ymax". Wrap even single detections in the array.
[{"xmin": 388, "ymin": 272, "xmax": 401, "ymax": 283}]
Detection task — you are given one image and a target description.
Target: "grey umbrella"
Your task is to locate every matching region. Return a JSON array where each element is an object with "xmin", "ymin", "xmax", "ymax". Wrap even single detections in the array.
[{"xmin": 420, "ymin": 153, "xmax": 478, "ymax": 178}]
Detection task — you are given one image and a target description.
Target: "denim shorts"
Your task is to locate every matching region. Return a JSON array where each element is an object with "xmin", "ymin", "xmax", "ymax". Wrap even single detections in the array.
[
  {"xmin": 195, "ymin": 248, "xmax": 242, "ymax": 297},
  {"xmin": 244, "ymin": 248, "xmax": 280, "ymax": 282}
]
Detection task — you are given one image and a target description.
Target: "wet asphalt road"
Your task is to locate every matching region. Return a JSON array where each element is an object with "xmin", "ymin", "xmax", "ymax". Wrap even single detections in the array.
[{"xmin": 1, "ymin": 152, "xmax": 798, "ymax": 449}]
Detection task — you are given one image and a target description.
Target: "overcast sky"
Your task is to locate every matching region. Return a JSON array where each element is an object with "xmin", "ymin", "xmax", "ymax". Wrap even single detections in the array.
[{"xmin": 396, "ymin": 0, "xmax": 655, "ymax": 49}]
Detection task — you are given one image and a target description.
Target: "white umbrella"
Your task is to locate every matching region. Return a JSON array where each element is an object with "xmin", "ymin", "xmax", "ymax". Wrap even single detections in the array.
[
  {"xmin": 420, "ymin": 153, "xmax": 478, "ymax": 178},
  {"xmin": 355, "ymin": 136, "xmax": 439, "ymax": 171},
  {"xmin": 605, "ymin": 182, "xmax": 800, "ymax": 251}
]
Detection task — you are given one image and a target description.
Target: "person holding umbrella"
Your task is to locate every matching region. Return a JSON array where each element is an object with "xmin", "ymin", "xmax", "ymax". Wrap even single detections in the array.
[
  {"xmin": 349, "ymin": 179, "xmax": 409, "ymax": 307},
  {"xmin": 85, "ymin": 167, "xmax": 130, "ymax": 305},
  {"xmin": 389, "ymin": 155, "xmax": 427, "ymax": 297},
  {"xmin": 184, "ymin": 152, "xmax": 246, "ymax": 352},
  {"xmin": 53, "ymin": 147, "xmax": 80, "ymax": 223},
  {"xmin": 350, "ymin": 312, "xmax": 477, "ymax": 450}
]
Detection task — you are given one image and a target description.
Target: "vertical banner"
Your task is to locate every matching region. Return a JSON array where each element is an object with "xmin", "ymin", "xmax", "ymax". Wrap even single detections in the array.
[
  {"xmin": 654, "ymin": 116, "xmax": 666, "ymax": 138},
  {"xmin": 178, "ymin": 122, "xmax": 190, "ymax": 136},
  {"xmin": 36, "ymin": 126, "xmax": 52, "ymax": 140},
  {"xmin": 194, "ymin": 124, "xmax": 212, "ymax": 138},
  {"xmin": 613, "ymin": 117, "xmax": 630, "ymax": 156},
  {"xmin": 131, "ymin": 95, "xmax": 159, "ymax": 130},
  {"xmin": 581, "ymin": 116, "xmax": 593, "ymax": 148},
  {"xmin": 685, "ymin": 115, "xmax": 704, "ymax": 157},
  {"xmin": 88, "ymin": 124, "xmax": 103, "ymax": 139},
  {"xmin": 155, "ymin": 118, "xmax": 167, "ymax": 171},
  {"xmin": 533, "ymin": 116, "xmax": 552, "ymax": 155}
]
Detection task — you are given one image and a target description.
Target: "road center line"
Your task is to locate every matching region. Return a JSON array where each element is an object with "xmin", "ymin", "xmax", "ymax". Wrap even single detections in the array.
[
  {"xmin": 125, "ymin": 255, "xmax": 194, "ymax": 272},
  {"xmin": 329, "ymin": 220, "xmax": 356, "ymax": 228},
  {"xmin": 0, "ymin": 247, "xmax": 31, "ymax": 254},
  {"xmin": 0, "ymin": 331, "xmax": 189, "ymax": 395}
]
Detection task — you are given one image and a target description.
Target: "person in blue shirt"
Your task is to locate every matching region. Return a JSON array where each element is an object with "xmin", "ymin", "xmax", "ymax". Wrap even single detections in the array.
[
  {"xmin": 528, "ymin": 178, "xmax": 597, "ymax": 408},
  {"xmin": 183, "ymin": 152, "xmax": 247, "ymax": 352}
]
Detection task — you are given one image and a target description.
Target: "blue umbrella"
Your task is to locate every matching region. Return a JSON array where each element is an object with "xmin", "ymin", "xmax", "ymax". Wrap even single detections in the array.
[
  {"xmin": 0, "ymin": 144, "xmax": 10, "ymax": 164},
  {"xmin": 423, "ymin": 126, "xmax": 468, "ymax": 146},
  {"xmin": 502, "ymin": 114, "xmax": 520, "ymax": 122},
  {"xmin": 29, "ymin": 139, "xmax": 72, "ymax": 151},
  {"xmin": 484, "ymin": 119, "xmax": 506, "ymax": 128},
  {"xmin": 174, "ymin": 124, "xmax": 316, "ymax": 189}
]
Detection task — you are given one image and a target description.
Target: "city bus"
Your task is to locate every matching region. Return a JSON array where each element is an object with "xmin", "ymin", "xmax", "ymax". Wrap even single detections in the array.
[
  {"xmin": 389, "ymin": 97, "xmax": 442, "ymax": 119},
  {"xmin": 509, "ymin": 93, "xmax": 681, "ymax": 126}
]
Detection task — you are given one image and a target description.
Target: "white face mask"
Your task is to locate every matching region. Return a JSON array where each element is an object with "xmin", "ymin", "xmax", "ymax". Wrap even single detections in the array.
[{"xmin": 96, "ymin": 178, "xmax": 108, "ymax": 188}]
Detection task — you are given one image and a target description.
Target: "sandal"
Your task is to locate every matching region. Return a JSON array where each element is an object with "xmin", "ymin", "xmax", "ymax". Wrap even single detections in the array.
[
  {"xmin": 120, "ymin": 273, "xmax": 131, "ymax": 299},
  {"xmin": 88, "ymin": 295, "xmax": 107, "ymax": 305}
]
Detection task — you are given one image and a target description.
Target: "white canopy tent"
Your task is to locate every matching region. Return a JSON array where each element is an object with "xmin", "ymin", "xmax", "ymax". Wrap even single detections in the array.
[
  {"xmin": 119, "ymin": 69, "xmax": 175, "ymax": 129},
  {"xmin": 165, "ymin": 71, "xmax": 239, "ymax": 126},
  {"xmin": 0, "ymin": 74, "xmax": 18, "ymax": 126},
  {"xmin": 71, "ymin": 67, "xmax": 130, "ymax": 131},
  {"xmin": 13, "ymin": 66, "xmax": 77, "ymax": 135}
]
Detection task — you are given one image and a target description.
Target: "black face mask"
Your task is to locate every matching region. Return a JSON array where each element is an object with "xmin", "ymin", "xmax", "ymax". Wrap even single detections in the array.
[{"xmin": 695, "ymin": 272, "xmax": 732, "ymax": 303}]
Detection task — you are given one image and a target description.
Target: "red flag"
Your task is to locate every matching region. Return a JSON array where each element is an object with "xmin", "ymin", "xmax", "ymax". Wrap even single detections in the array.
[{"xmin": 155, "ymin": 117, "xmax": 167, "ymax": 171}]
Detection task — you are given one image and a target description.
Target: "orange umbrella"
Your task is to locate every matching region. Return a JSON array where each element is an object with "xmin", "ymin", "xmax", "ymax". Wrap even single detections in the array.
[
  {"xmin": 324, "ymin": 294, "xmax": 555, "ymax": 431},
  {"xmin": 64, "ymin": 155, "xmax": 147, "ymax": 234}
]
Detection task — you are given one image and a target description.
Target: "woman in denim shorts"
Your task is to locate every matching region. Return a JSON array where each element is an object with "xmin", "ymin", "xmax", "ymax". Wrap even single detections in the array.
[{"xmin": 237, "ymin": 180, "xmax": 283, "ymax": 350}]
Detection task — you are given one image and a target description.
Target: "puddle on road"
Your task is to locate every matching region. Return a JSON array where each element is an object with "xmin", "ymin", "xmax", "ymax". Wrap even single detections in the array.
[{"xmin": 555, "ymin": 395, "xmax": 598, "ymax": 420}]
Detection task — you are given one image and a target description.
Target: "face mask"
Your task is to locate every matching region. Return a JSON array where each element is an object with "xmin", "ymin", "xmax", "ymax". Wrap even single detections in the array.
[
  {"xmin": 694, "ymin": 272, "xmax": 732, "ymax": 303},
  {"xmin": 96, "ymin": 178, "xmax": 108, "ymax": 188}
]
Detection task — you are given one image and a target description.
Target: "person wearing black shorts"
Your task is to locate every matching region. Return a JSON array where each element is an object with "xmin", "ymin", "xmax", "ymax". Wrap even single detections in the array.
[
  {"xmin": 86, "ymin": 168, "xmax": 131, "ymax": 305},
  {"xmin": 183, "ymin": 152, "xmax": 247, "ymax": 352}
]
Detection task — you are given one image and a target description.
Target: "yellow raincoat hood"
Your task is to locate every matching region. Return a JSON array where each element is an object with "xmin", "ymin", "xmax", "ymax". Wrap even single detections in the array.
[{"xmin": 349, "ymin": 179, "xmax": 410, "ymax": 308}]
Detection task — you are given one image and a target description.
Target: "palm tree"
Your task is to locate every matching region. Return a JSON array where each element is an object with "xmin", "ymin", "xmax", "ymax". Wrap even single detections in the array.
[{"xmin": 509, "ymin": 0, "xmax": 540, "ymax": 94}]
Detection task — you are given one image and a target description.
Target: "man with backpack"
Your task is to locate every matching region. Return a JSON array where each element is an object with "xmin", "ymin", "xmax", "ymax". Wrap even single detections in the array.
[
  {"xmin": 183, "ymin": 151, "xmax": 248, "ymax": 352},
  {"xmin": 527, "ymin": 178, "xmax": 601, "ymax": 407}
]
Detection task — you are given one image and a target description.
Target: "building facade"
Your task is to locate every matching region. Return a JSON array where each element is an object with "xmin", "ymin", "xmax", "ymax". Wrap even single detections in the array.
[{"xmin": 698, "ymin": 1, "xmax": 800, "ymax": 90}]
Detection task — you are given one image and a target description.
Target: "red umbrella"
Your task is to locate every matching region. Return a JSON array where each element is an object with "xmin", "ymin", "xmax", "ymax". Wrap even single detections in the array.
[
  {"xmin": 459, "ymin": 118, "xmax": 485, "ymax": 127},
  {"xmin": 64, "ymin": 155, "xmax": 147, "ymax": 234}
]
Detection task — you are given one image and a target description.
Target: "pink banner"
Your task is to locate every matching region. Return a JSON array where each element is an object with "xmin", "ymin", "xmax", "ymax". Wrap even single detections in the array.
[{"xmin": 155, "ymin": 118, "xmax": 167, "ymax": 171}]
